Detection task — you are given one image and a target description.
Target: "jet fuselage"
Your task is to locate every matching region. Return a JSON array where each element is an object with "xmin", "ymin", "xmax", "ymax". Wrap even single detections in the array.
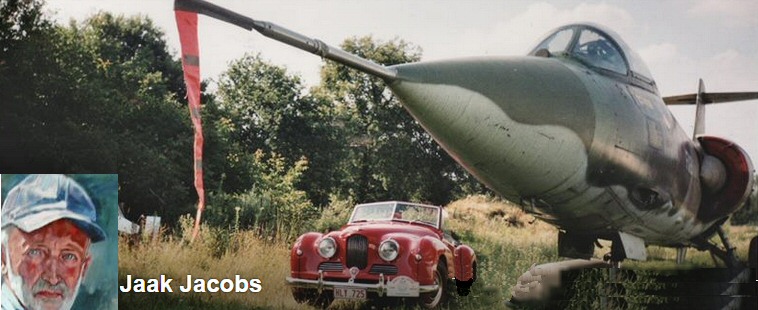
[{"xmin": 388, "ymin": 55, "xmax": 704, "ymax": 246}]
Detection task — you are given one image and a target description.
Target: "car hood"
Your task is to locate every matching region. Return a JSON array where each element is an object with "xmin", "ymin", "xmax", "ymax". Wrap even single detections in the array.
[{"xmin": 330, "ymin": 222, "xmax": 440, "ymax": 240}]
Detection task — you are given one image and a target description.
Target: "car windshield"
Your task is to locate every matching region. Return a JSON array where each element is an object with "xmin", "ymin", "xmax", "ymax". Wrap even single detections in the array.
[{"xmin": 350, "ymin": 202, "xmax": 440, "ymax": 228}]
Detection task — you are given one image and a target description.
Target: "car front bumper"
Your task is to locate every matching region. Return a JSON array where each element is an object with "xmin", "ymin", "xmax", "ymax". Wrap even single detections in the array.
[{"xmin": 286, "ymin": 271, "xmax": 439, "ymax": 297}]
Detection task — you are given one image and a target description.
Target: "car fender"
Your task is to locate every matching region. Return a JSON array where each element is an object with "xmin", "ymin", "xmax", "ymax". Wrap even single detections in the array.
[
  {"xmin": 454, "ymin": 245, "xmax": 476, "ymax": 282},
  {"xmin": 417, "ymin": 236, "xmax": 451, "ymax": 282},
  {"xmin": 291, "ymin": 232, "xmax": 324, "ymax": 276}
]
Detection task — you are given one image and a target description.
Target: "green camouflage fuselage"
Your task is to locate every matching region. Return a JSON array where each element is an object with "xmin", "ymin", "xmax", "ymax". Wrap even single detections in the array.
[{"xmin": 388, "ymin": 56, "xmax": 705, "ymax": 246}]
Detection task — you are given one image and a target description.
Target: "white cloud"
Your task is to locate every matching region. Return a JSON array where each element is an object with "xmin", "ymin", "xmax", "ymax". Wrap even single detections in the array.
[
  {"xmin": 639, "ymin": 44, "xmax": 758, "ymax": 95},
  {"xmin": 451, "ymin": 2, "xmax": 635, "ymax": 57},
  {"xmin": 638, "ymin": 43, "xmax": 679, "ymax": 64},
  {"xmin": 638, "ymin": 43, "xmax": 698, "ymax": 95},
  {"xmin": 702, "ymin": 49, "xmax": 758, "ymax": 90},
  {"xmin": 689, "ymin": 0, "xmax": 758, "ymax": 27}
]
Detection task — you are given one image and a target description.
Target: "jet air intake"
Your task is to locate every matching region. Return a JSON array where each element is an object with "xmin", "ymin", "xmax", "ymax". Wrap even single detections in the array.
[
  {"xmin": 699, "ymin": 154, "xmax": 726, "ymax": 194},
  {"xmin": 697, "ymin": 136, "xmax": 754, "ymax": 222}
]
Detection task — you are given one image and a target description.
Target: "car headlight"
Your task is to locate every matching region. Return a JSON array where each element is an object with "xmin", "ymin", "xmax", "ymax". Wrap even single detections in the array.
[
  {"xmin": 318, "ymin": 237, "xmax": 337, "ymax": 258},
  {"xmin": 378, "ymin": 239, "xmax": 399, "ymax": 261}
]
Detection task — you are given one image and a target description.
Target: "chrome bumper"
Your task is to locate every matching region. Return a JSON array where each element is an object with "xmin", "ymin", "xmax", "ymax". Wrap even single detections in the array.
[{"xmin": 286, "ymin": 271, "xmax": 439, "ymax": 297}]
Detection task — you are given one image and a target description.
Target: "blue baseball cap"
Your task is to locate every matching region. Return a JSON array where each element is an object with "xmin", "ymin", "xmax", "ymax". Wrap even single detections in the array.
[{"xmin": 1, "ymin": 174, "xmax": 106, "ymax": 242}]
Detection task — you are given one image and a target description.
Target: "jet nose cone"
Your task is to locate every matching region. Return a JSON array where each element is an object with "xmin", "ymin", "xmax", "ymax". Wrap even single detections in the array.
[{"xmin": 387, "ymin": 57, "xmax": 595, "ymax": 200}]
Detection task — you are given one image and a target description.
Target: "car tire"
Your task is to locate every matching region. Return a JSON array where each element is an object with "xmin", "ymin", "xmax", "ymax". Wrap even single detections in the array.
[
  {"xmin": 291, "ymin": 288, "xmax": 333, "ymax": 309},
  {"xmin": 455, "ymin": 261, "xmax": 476, "ymax": 296},
  {"xmin": 419, "ymin": 260, "xmax": 447, "ymax": 309}
]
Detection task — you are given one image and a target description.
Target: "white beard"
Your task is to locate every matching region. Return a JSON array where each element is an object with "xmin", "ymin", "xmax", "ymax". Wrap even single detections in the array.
[{"xmin": 4, "ymin": 249, "xmax": 82, "ymax": 310}]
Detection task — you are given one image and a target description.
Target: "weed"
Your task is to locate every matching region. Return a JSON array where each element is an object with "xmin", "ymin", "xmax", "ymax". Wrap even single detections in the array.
[{"xmin": 119, "ymin": 195, "xmax": 757, "ymax": 309}]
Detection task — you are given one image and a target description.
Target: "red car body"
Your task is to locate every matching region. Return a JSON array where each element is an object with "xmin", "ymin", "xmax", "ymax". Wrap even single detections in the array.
[{"xmin": 287, "ymin": 201, "xmax": 476, "ymax": 308}]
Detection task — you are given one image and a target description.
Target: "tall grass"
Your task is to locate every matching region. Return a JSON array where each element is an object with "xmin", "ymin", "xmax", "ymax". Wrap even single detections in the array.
[
  {"xmin": 118, "ymin": 215, "xmax": 301, "ymax": 309},
  {"xmin": 443, "ymin": 195, "xmax": 559, "ymax": 310},
  {"xmin": 118, "ymin": 195, "xmax": 757, "ymax": 309}
]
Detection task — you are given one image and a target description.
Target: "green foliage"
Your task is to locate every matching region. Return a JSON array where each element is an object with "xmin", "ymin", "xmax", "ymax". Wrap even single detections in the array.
[
  {"xmin": 76, "ymin": 13, "xmax": 185, "ymax": 101},
  {"xmin": 313, "ymin": 195, "xmax": 356, "ymax": 232},
  {"xmin": 217, "ymin": 54, "xmax": 304, "ymax": 150},
  {"xmin": 0, "ymin": 0, "xmax": 48, "ymax": 55},
  {"xmin": 217, "ymin": 54, "xmax": 342, "ymax": 206},
  {"xmin": 205, "ymin": 150, "xmax": 317, "ymax": 242},
  {"xmin": 314, "ymin": 36, "xmax": 485, "ymax": 205},
  {"xmin": 0, "ymin": 8, "xmax": 236, "ymax": 224},
  {"xmin": 1, "ymin": 1, "xmax": 490, "ymax": 237},
  {"xmin": 74, "ymin": 13, "xmax": 197, "ymax": 223},
  {"xmin": 731, "ymin": 173, "xmax": 758, "ymax": 225}
]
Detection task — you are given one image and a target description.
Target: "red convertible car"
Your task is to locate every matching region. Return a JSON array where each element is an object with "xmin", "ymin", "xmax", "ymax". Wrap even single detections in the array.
[{"xmin": 287, "ymin": 201, "xmax": 476, "ymax": 308}]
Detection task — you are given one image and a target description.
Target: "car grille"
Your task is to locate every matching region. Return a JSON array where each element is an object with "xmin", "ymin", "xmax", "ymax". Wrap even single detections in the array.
[
  {"xmin": 318, "ymin": 262, "xmax": 344, "ymax": 272},
  {"xmin": 369, "ymin": 264, "xmax": 398, "ymax": 275},
  {"xmin": 346, "ymin": 235, "xmax": 368, "ymax": 269}
]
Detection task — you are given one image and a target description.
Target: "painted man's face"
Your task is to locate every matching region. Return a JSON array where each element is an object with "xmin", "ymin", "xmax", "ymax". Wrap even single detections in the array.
[{"xmin": 3, "ymin": 220, "xmax": 91, "ymax": 310}]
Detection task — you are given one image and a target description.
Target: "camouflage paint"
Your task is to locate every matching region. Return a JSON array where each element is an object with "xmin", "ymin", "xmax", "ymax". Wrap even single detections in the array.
[{"xmin": 387, "ymin": 55, "xmax": 711, "ymax": 246}]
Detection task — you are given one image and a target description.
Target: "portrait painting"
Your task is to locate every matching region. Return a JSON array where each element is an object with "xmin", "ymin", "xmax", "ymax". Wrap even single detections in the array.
[{"xmin": 1, "ymin": 174, "xmax": 118, "ymax": 310}]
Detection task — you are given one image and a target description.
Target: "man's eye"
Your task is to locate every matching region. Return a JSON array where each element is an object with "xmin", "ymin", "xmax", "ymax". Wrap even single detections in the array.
[
  {"xmin": 27, "ymin": 249, "xmax": 42, "ymax": 257},
  {"xmin": 62, "ymin": 253, "xmax": 79, "ymax": 262}
]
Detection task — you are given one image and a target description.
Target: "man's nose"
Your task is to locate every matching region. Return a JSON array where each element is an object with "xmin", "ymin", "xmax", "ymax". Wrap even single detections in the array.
[{"xmin": 41, "ymin": 257, "xmax": 61, "ymax": 285}]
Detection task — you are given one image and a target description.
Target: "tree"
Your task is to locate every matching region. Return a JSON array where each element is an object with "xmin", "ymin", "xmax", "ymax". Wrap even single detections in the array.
[
  {"xmin": 731, "ymin": 173, "xmax": 758, "ymax": 225},
  {"xmin": 1, "ymin": 0, "xmax": 48, "ymax": 55},
  {"xmin": 0, "ymin": 8, "xmax": 217, "ymax": 223},
  {"xmin": 1, "ymin": 3, "xmax": 121, "ymax": 172},
  {"xmin": 67, "ymin": 13, "xmax": 203, "ymax": 222},
  {"xmin": 216, "ymin": 54, "xmax": 341, "ymax": 205},
  {"xmin": 314, "ymin": 36, "xmax": 483, "ymax": 205},
  {"xmin": 205, "ymin": 150, "xmax": 317, "ymax": 242}
]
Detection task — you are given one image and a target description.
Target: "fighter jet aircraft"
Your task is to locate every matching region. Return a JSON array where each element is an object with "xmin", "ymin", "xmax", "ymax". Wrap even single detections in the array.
[{"xmin": 174, "ymin": 0, "xmax": 758, "ymax": 267}]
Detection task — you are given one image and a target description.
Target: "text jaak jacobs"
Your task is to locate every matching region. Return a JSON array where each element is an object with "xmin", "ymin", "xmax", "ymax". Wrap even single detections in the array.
[{"xmin": 120, "ymin": 275, "xmax": 263, "ymax": 293}]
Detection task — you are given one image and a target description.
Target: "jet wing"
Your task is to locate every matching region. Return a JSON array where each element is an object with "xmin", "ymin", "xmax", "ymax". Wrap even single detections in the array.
[{"xmin": 663, "ymin": 92, "xmax": 758, "ymax": 105}]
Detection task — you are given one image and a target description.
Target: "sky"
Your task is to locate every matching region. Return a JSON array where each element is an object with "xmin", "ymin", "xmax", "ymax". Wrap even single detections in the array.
[{"xmin": 44, "ymin": 0, "xmax": 758, "ymax": 161}]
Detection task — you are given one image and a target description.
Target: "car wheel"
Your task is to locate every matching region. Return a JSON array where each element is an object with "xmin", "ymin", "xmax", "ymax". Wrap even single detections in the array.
[
  {"xmin": 455, "ymin": 261, "xmax": 476, "ymax": 296},
  {"xmin": 419, "ymin": 261, "xmax": 447, "ymax": 309},
  {"xmin": 291, "ymin": 288, "xmax": 334, "ymax": 309}
]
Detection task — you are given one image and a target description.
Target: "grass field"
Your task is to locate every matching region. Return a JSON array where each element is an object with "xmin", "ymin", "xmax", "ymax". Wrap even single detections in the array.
[{"xmin": 118, "ymin": 196, "xmax": 757, "ymax": 309}]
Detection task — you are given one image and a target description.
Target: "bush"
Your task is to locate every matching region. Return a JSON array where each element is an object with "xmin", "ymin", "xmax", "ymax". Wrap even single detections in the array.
[
  {"xmin": 730, "ymin": 173, "xmax": 758, "ymax": 225},
  {"xmin": 203, "ymin": 150, "xmax": 318, "ymax": 242},
  {"xmin": 314, "ymin": 195, "xmax": 355, "ymax": 233}
]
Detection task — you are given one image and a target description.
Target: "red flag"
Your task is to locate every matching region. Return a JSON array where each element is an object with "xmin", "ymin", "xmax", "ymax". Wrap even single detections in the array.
[{"xmin": 175, "ymin": 10, "xmax": 205, "ymax": 241}]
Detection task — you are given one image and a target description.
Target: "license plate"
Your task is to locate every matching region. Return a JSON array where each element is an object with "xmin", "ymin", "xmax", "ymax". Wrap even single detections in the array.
[
  {"xmin": 386, "ymin": 276, "xmax": 420, "ymax": 297},
  {"xmin": 334, "ymin": 287, "xmax": 367, "ymax": 300}
]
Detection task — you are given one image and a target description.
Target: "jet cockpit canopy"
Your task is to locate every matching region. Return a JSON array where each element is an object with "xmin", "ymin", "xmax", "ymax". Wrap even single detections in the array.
[{"xmin": 530, "ymin": 23, "xmax": 656, "ymax": 92}]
